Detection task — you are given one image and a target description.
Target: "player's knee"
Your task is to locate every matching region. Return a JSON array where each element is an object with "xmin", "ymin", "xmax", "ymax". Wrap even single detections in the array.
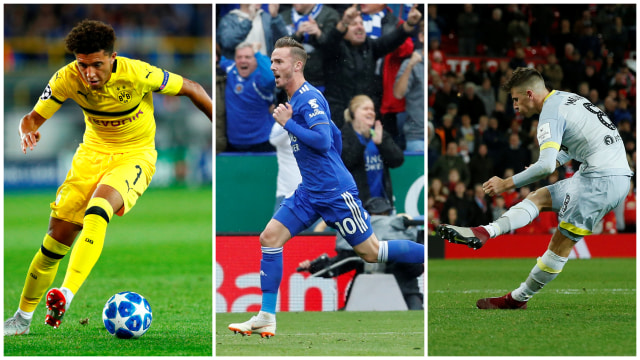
[
  {"xmin": 359, "ymin": 252, "xmax": 379, "ymax": 263},
  {"xmin": 259, "ymin": 229, "xmax": 279, "ymax": 248}
]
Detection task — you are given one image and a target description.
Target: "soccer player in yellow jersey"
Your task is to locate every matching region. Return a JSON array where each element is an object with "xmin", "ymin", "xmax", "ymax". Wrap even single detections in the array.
[{"xmin": 4, "ymin": 20, "xmax": 212, "ymax": 336}]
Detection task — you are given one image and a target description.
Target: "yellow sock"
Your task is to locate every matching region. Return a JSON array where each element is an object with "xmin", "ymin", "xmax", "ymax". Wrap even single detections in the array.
[
  {"xmin": 62, "ymin": 197, "xmax": 113, "ymax": 294},
  {"xmin": 19, "ymin": 234, "xmax": 70, "ymax": 313}
]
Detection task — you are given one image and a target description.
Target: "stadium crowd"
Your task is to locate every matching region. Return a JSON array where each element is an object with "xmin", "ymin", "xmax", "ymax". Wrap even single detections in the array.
[
  {"xmin": 427, "ymin": 4, "xmax": 636, "ymax": 235},
  {"xmin": 216, "ymin": 4, "xmax": 424, "ymax": 154}
]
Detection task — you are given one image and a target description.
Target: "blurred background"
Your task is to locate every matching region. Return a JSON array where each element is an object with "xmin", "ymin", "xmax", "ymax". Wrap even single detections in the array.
[{"xmin": 4, "ymin": 4, "xmax": 213, "ymax": 190}]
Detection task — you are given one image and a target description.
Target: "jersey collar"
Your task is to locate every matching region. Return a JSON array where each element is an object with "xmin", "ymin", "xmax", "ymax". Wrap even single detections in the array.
[{"xmin": 543, "ymin": 89, "xmax": 556, "ymax": 105}]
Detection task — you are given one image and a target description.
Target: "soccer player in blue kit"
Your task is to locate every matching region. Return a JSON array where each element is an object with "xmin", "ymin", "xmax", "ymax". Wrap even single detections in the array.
[{"xmin": 229, "ymin": 36, "xmax": 424, "ymax": 338}]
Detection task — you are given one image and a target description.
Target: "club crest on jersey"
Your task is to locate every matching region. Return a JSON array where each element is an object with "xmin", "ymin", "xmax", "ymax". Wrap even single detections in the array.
[
  {"xmin": 117, "ymin": 90, "xmax": 132, "ymax": 104},
  {"xmin": 40, "ymin": 84, "xmax": 52, "ymax": 100},
  {"xmin": 234, "ymin": 83, "xmax": 244, "ymax": 94}
]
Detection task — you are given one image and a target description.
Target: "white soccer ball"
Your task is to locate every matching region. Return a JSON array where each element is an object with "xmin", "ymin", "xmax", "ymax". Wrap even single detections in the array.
[{"xmin": 102, "ymin": 291, "xmax": 152, "ymax": 339}]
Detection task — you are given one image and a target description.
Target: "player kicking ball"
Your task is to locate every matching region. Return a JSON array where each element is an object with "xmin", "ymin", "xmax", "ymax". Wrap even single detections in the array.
[
  {"xmin": 4, "ymin": 20, "xmax": 212, "ymax": 336},
  {"xmin": 228, "ymin": 35, "xmax": 424, "ymax": 338},
  {"xmin": 437, "ymin": 67, "xmax": 632, "ymax": 309}
]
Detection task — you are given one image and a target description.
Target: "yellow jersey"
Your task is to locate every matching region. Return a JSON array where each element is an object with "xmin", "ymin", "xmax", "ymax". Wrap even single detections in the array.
[{"xmin": 34, "ymin": 56, "xmax": 184, "ymax": 152}]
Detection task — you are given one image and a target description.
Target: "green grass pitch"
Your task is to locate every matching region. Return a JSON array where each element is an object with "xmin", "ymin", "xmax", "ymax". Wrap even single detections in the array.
[
  {"xmin": 4, "ymin": 187, "xmax": 212, "ymax": 356},
  {"xmin": 428, "ymin": 258, "xmax": 636, "ymax": 356},
  {"xmin": 216, "ymin": 310, "xmax": 424, "ymax": 356}
]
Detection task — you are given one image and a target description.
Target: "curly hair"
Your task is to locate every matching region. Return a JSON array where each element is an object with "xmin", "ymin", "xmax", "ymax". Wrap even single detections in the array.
[
  {"xmin": 502, "ymin": 67, "xmax": 546, "ymax": 92},
  {"xmin": 64, "ymin": 19, "xmax": 116, "ymax": 55}
]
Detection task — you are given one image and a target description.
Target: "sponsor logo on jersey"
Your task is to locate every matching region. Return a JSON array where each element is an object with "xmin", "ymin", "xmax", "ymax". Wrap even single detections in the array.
[
  {"xmin": 559, "ymin": 194, "xmax": 570, "ymax": 217},
  {"xmin": 537, "ymin": 122, "xmax": 552, "ymax": 143},
  {"xmin": 88, "ymin": 109, "xmax": 143, "ymax": 127},
  {"xmin": 308, "ymin": 109, "xmax": 325, "ymax": 118},
  {"xmin": 603, "ymin": 134, "xmax": 622, "ymax": 146}
]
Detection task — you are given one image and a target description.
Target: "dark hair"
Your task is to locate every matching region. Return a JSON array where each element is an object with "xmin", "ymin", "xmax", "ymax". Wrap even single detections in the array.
[
  {"xmin": 65, "ymin": 19, "xmax": 116, "ymax": 55},
  {"xmin": 502, "ymin": 67, "xmax": 545, "ymax": 92},
  {"xmin": 274, "ymin": 36, "xmax": 307, "ymax": 68}
]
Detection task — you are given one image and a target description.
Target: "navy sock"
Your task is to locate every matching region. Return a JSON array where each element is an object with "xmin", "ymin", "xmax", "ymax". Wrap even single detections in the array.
[
  {"xmin": 260, "ymin": 247, "xmax": 283, "ymax": 314},
  {"xmin": 378, "ymin": 240, "xmax": 424, "ymax": 263}
]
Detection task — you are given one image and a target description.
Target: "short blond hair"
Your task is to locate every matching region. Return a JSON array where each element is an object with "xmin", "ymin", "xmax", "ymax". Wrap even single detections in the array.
[{"xmin": 343, "ymin": 95, "xmax": 373, "ymax": 123}]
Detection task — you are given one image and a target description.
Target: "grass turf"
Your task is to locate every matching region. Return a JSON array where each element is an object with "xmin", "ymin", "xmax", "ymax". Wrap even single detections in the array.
[
  {"xmin": 428, "ymin": 258, "xmax": 636, "ymax": 356},
  {"xmin": 216, "ymin": 310, "xmax": 424, "ymax": 356},
  {"xmin": 4, "ymin": 187, "xmax": 212, "ymax": 356}
]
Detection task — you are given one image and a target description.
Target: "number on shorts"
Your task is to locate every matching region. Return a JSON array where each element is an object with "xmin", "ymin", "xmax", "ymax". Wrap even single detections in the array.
[
  {"xmin": 334, "ymin": 218, "xmax": 358, "ymax": 237},
  {"xmin": 133, "ymin": 165, "xmax": 142, "ymax": 185}
]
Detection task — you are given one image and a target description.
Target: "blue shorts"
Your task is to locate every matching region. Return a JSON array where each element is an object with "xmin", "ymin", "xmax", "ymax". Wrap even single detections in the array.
[{"xmin": 273, "ymin": 186, "xmax": 373, "ymax": 247}]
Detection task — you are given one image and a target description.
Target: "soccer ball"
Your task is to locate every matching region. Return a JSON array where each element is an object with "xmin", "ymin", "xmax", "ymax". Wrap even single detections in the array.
[{"xmin": 102, "ymin": 291, "xmax": 152, "ymax": 339}]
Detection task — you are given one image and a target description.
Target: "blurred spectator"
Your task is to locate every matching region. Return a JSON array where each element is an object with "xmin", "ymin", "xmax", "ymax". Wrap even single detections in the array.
[
  {"xmin": 500, "ymin": 168, "xmax": 519, "ymax": 208},
  {"xmin": 577, "ymin": 24, "xmax": 601, "ymax": 60},
  {"xmin": 506, "ymin": 12, "xmax": 530, "ymax": 49},
  {"xmin": 431, "ymin": 141, "xmax": 470, "ymax": 186},
  {"xmin": 427, "ymin": 194, "xmax": 441, "ymax": 235},
  {"xmin": 500, "ymin": 133, "xmax": 531, "ymax": 175},
  {"xmin": 428, "ymin": 177, "xmax": 448, "ymax": 213},
  {"xmin": 577, "ymin": 81, "xmax": 590, "ymax": 98},
  {"xmin": 491, "ymin": 196, "xmax": 507, "ymax": 221},
  {"xmin": 612, "ymin": 97, "xmax": 633, "ymax": 127},
  {"xmin": 432, "ymin": 80, "xmax": 457, "ymax": 121},
  {"xmin": 560, "ymin": 45, "xmax": 586, "ymax": 91},
  {"xmin": 552, "ymin": 19, "xmax": 578, "ymax": 62},
  {"xmin": 220, "ymin": 42, "xmax": 275, "ymax": 152},
  {"xmin": 475, "ymin": 77, "xmax": 496, "ymax": 120},
  {"xmin": 583, "ymin": 65, "xmax": 605, "ymax": 96},
  {"xmin": 427, "ymin": 4, "xmax": 446, "ymax": 47},
  {"xmin": 216, "ymin": 4, "xmax": 289, "ymax": 59},
  {"xmin": 445, "ymin": 168, "xmax": 461, "ymax": 193},
  {"xmin": 456, "ymin": 4, "xmax": 479, "ymax": 56},
  {"xmin": 341, "ymin": 95, "xmax": 405, "ymax": 208},
  {"xmin": 468, "ymin": 143, "xmax": 495, "ymax": 188},
  {"xmin": 589, "ymin": 88, "xmax": 604, "ymax": 109},
  {"xmin": 442, "ymin": 182, "xmax": 472, "ymax": 226},
  {"xmin": 394, "ymin": 20, "xmax": 424, "ymax": 152},
  {"xmin": 603, "ymin": 16, "xmax": 628, "ymax": 66},
  {"xmin": 216, "ymin": 45, "xmax": 227, "ymax": 153},
  {"xmin": 482, "ymin": 116, "xmax": 507, "ymax": 162},
  {"xmin": 269, "ymin": 123, "xmax": 302, "ymax": 213},
  {"xmin": 508, "ymin": 47, "xmax": 527, "ymax": 70},
  {"xmin": 471, "ymin": 183, "xmax": 493, "ymax": 225},
  {"xmin": 463, "ymin": 62, "xmax": 482, "ymax": 86},
  {"xmin": 623, "ymin": 180, "xmax": 636, "ymax": 232},
  {"xmin": 455, "ymin": 114, "xmax": 479, "ymax": 154},
  {"xmin": 281, "ymin": 4, "xmax": 340, "ymax": 90},
  {"xmin": 320, "ymin": 4, "xmax": 422, "ymax": 128},
  {"xmin": 427, "ymin": 120, "xmax": 441, "ymax": 169},
  {"xmin": 542, "ymin": 53, "xmax": 564, "ymax": 90},
  {"xmin": 434, "ymin": 114, "xmax": 457, "ymax": 154},
  {"xmin": 529, "ymin": 5, "xmax": 554, "ymax": 46},
  {"xmin": 360, "ymin": 4, "xmax": 416, "ymax": 148},
  {"xmin": 458, "ymin": 82, "xmax": 486, "ymax": 123},
  {"xmin": 483, "ymin": 7, "xmax": 508, "ymax": 57}
]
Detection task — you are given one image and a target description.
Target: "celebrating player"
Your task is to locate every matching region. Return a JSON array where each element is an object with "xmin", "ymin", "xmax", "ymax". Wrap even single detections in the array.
[
  {"xmin": 228, "ymin": 36, "xmax": 424, "ymax": 338},
  {"xmin": 437, "ymin": 67, "xmax": 633, "ymax": 309},
  {"xmin": 4, "ymin": 19, "xmax": 212, "ymax": 336}
]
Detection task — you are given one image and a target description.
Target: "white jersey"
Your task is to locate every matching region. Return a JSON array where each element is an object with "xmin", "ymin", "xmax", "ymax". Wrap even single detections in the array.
[{"xmin": 537, "ymin": 90, "xmax": 632, "ymax": 177}]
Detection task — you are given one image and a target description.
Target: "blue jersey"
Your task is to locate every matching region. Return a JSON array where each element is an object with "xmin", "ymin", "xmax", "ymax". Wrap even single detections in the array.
[{"xmin": 285, "ymin": 82, "xmax": 356, "ymax": 194}]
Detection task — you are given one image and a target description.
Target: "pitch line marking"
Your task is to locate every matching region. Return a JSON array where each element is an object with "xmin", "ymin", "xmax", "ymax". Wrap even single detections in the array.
[
  {"xmin": 218, "ymin": 331, "xmax": 424, "ymax": 337},
  {"xmin": 430, "ymin": 288, "xmax": 635, "ymax": 295}
]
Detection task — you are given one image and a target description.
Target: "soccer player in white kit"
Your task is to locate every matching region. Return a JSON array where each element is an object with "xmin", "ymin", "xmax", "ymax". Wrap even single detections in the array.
[{"xmin": 437, "ymin": 67, "xmax": 633, "ymax": 309}]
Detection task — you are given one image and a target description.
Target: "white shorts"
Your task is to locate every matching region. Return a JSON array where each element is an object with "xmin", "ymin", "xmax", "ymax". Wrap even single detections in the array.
[{"xmin": 547, "ymin": 171, "xmax": 631, "ymax": 240}]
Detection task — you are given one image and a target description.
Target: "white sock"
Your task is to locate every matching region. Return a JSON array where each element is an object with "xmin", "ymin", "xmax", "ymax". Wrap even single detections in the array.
[
  {"xmin": 258, "ymin": 311, "xmax": 276, "ymax": 322},
  {"xmin": 60, "ymin": 287, "xmax": 75, "ymax": 310},
  {"xmin": 512, "ymin": 250, "xmax": 568, "ymax": 302},
  {"xmin": 16, "ymin": 309, "xmax": 34, "ymax": 321}
]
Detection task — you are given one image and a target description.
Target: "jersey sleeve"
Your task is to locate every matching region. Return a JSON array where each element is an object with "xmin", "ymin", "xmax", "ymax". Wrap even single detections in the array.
[
  {"xmin": 33, "ymin": 68, "xmax": 70, "ymax": 119},
  {"xmin": 298, "ymin": 93, "xmax": 330, "ymax": 128},
  {"xmin": 135, "ymin": 60, "xmax": 183, "ymax": 96}
]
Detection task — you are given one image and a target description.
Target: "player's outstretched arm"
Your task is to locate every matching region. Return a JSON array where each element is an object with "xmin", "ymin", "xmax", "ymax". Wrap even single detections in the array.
[
  {"xmin": 177, "ymin": 77, "xmax": 212, "ymax": 122},
  {"xmin": 19, "ymin": 110, "xmax": 47, "ymax": 154}
]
